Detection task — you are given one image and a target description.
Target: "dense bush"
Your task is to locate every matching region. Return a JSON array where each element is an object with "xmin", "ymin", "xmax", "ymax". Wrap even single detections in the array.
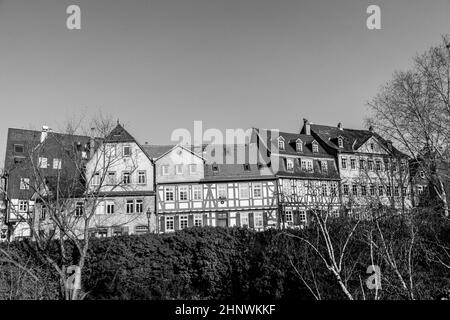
[{"xmin": 1, "ymin": 213, "xmax": 449, "ymax": 300}]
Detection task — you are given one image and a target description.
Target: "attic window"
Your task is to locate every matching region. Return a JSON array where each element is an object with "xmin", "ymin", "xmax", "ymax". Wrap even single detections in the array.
[
  {"xmin": 123, "ymin": 145, "xmax": 131, "ymax": 157},
  {"xmin": 296, "ymin": 140, "xmax": 303, "ymax": 152},
  {"xmin": 286, "ymin": 158, "xmax": 294, "ymax": 171},
  {"xmin": 278, "ymin": 136, "xmax": 285, "ymax": 150},
  {"xmin": 312, "ymin": 142, "xmax": 319, "ymax": 153},
  {"xmin": 212, "ymin": 163, "xmax": 219, "ymax": 172},
  {"xmin": 338, "ymin": 137, "xmax": 343, "ymax": 148},
  {"xmin": 14, "ymin": 144, "xmax": 24, "ymax": 153},
  {"xmin": 370, "ymin": 143, "xmax": 374, "ymax": 151},
  {"xmin": 243, "ymin": 164, "xmax": 250, "ymax": 171}
]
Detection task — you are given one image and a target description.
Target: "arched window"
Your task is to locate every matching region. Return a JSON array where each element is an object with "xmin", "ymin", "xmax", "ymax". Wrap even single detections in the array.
[
  {"xmin": 338, "ymin": 137, "xmax": 344, "ymax": 148},
  {"xmin": 296, "ymin": 139, "xmax": 302, "ymax": 152},
  {"xmin": 312, "ymin": 142, "xmax": 319, "ymax": 153},
  {"xmin": 278, "ymin": 137, "xmax": 285, "ymax": 150}
]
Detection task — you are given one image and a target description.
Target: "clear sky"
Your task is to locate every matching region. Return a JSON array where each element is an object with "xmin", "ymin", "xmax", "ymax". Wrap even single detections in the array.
[{"xmin": 0, "ymin": 0, "xmax": 449, "ymax": 166}]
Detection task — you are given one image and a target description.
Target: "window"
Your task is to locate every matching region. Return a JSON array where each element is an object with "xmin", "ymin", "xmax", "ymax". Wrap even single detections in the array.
[
  {"xmin": 123, "ymin": 145, "xmax": 131, "ymax": 157},
  {"xmin": 400, "ymin": 159, "xmax": 407, "ymax": 171},
  {"xmin": 375, "ymin": 160, "xmax": 382, "ymax": 171},
  {"xmin": 138, "ymin": 171, "xmax": 146, "ymax": 184},
  {"xmin": 367, "ymin": 159, "xmax": 373, "ymax": 171},
  {"xmin": 278, "ymin": 137, "xmax": 285, "ymax": 150},
  {"xmin": 286, "ymin": 158, "xmax": 294, "ymax": 171},
  {"xmin": 370, "ymin": 184, "xmax": 376, "ymax": 196},
  {"xmin": 321, "ymin": 184, "xmax": 327, "ymax": 196},
  {"xmin": 53, "ymin": 158, "xmax": 61, "ymax": 169},
  {"xmin": 378, "ymin": 186, "xmax": 384, "ymax": 196},
  {"xmin": 40, "ymin": 205, "xmax": 48, "ymax": 220},
  {"xmin": 212, "ymin": 163, "xmax": 219, "ymax": 172},
  {"xmin": 135, "ymin": 200, "xmax": 143, "ymax": 213},
  {"xmin": 240, "ymin": 212, "xmax": 249, "ymax": 227},
  {"xmin": 343, "ymin": 184, "xmax": 349, "ymax": 196},
  {"xmin": 193, "ymin": 185, "xmax": 202, "ymax": 200},
  {"xmin": 165, "ymin": 187, "xmax": 174, "ymax": 202},
  {"xmin": 239, "ymin": 183, "xmax": 249, "ymax": 199},
  {"xmin": 321, "ymin": 161, "xmax": 328, "ymax": 172},
  {"xmin": 122, "ymin": 172, "xmax": 131, "ymax": 184},
  {"xmin": 97, "ymin": 228, "xmax": 108, "ymax": 238},
  {"xmin": 180, "ymin": 215, "xmax": 188, "ymax": 229},
  {"xmin": 394, "ymin": 186, "xmax": 400, "ymax": 197},
  {"xmin": 307, "ymin": 160, "xmax": 313, "ymax": 172},
  {"xmin": 39, "ymin": 157, "xmax": 48, "ymax": 168},
  {"xmin": 19, "ymin": 200, "xmax": 28, "ymax": 212},
  {"xmin": 92, "ymin": 172, "xmax": 101, "ymax": 185},
  {"xmin": 112, "ymin": 228, "xmax": 122, "ymax": 237},
  {"xmin": 254, "ymin": 212, "xmax": 263, "ymax": 228},
  {"xmin": 253, "ymin": 183, "xmax": 262, "ymax": 198},
  {"xmin": 126, "ymin": 200, "xmax": 134, "ymax": 213},
  {"xmin": 338, "ymin": 137, "xmax": 343, "ymax": 148},
  {"xmin": 179, "ymin": 186, "xmax": 188, "ymax": 201},
  {"xmin": 175, "ymin": 164, "xmax": 183, "ymax": 175},
  {"xmin": 360, "ymin": 159, "xmax": 365, "ymax": 170},
  {"xmin": 386, "ymin": 186, "xmax": 392, "ymax": 196},
  {"xmin": 135, "ymin": 225, "xmax": 148, "ymax": 235},
  {"xmin": 285, "ymin": 210, "xmax": 293, "ymax": 224},
  {"xmin": 189, "ymin": 164, "xmax": 198, "ymax": 174},
  {"xmin": 301, "ymin": 160, "xmax": 307, "ymax": 170},
  {"xmin": 352, "ymin": 185, "xmax": 358, "ymax": 196},
  {"xmin": 106, "ymin": 201, "xmax": 115, "ymax": 214},
  {"xmin": 370, "ymin": 143, "xmax": 375, "ymax": 151},
  {"xmin": 14, "ymin": 144, "xmax": 24, "ymax": 153},
  {"xmin": 165, "ymin": 216, "xmax": 175, "ymax": 232},
  {"xmin": 20, "ymin": 178, "xmax": 30, "ymax": 190},
  {"xmin": 194, "ymin": 214, "xmax": 203, "ymax": 227},
  {"xmin": 350, "ymin": 159, "xmax": 356, "ymax": 170},
  {"xmin": 217, "ymin": 184, "xmax": 227, "ymax": 199},
  {"xmin": 361, "ymin": 185, "xmax": 367, "ymax": 196},
  {"xmin": 341, "ymin": 157, "xmax": 347, "ymax": 169},
  {"xmin": 107, "ymin": 171, "xmax": 116, "ymax": 185},
  {"xmin": 312, "ymin": 142, "xmax": 319, "ymax": 153},
  {"xmin": 296, "ymin": 140, "xmax": 302, "ymax": 152},
  {"xmin": 384, "ymin": 159, "xmax": 389, "ymax": 171},
  {"xmin": 299, "ymin": 210, "xmax": 307, "ymax": 223},
  {"xmin": 419, "ymin": 171, "xmax": 425, "ymax": 179},
  {"xmin": 392, "ymin": 163, "xmax": 397, "ymax": 172},
  {"xmin": 243, "ymin": 163, "xmax": 250, "ymax": 171},
  {"xmin": 75, "ymin": 202, "xmax": 84, "ymax": 217},
  {"xmin": 161, "ymin": 165, "xmax": 169, "ymax": 176},
  {"xmin": 417, "ymin": 185, "xmax": 424, "ymax": 195}
]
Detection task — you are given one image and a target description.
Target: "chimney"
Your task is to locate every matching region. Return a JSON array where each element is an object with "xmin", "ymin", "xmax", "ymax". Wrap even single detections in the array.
[
  {"xmin": 303, "ymin": 118, "xmax": 311, "ymax": 135},
  {"xmin": 337, "ymin": 122, "xmax": 343, "ymax": 131},
  {"xmin": 40, "ymin": 125, "xmax": 51, "ymax": 143},
  {"xmin": 89, "ymin": 127, "xmax": 95, "ymax": 158}
]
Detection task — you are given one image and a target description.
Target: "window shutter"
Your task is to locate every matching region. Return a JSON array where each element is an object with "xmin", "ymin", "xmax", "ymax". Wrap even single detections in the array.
[
  {"xmin": 188, "ymin": 214, "xmax": 194, "ymax": 227},
  {"xmin": 236, "ymin": 213, "xmax": 240, "ymax": 227},
  {"xmin": 249, "ymin": 212, "xmax": 254, "ymax": 229},
  {"xmin": 263, "ymin": 211, "xmax": 268, "ymax": 229},
  {"xmin": 174, "ymin": 215, "xmax": 179, "ymax": 231},
  {"xmin": 203, "ymin": 214, "xmax": 208, "ymax": 226},
  {"xmin": 293, "ymin": 211, "xmax": 300, "ymax": 225},
  {"xmin": 160, "ymin": 216, "xmax": 165, "ymax": 233}
]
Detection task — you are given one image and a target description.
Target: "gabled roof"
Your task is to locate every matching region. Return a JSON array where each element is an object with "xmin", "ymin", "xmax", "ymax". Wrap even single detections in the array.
[
  {"xmin": 141, "ymin": 144, "xmax": 175, "ymax": 160},
  {"xmin": 104, "ymin": 123, "xmax": 136, "ymax": 143},
  {"xmin": 153, "ymin": 144, "xmax": 205, "ymax": 162}
]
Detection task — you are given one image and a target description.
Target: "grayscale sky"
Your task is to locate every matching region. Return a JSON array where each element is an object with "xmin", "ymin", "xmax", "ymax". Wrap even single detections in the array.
[{"xmin": 0, "ymin": 0, "xmax": 449, "ymax": 166}]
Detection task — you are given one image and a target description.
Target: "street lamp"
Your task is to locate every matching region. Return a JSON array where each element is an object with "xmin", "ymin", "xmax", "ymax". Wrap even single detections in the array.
[{"xmin": 146, "ymin": 207, "xmax": 151, "ymax": 234}]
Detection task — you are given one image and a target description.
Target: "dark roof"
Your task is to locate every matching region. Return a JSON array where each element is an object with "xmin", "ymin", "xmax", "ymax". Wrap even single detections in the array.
[
  {"xmin": 104, "ymin": 123, "xmax": 136, "ymax": 143},
  {"xmin": 203, "ymin": 163, "xmax": 274, "ymax": 182},
  {"xmin": 141, "ymin": 144, "xmax": 175, "ymax": 160}
]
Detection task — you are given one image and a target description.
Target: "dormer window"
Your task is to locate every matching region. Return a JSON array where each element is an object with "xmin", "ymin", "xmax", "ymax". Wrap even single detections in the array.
[
  {"xmin": 338, "ymin": 137, "xmax": 343, "ymax": 148},
  {"xmin": 296, "ymin": 139, "xmax": 303, "ymax": 152},
  {"xmin": 278, "ymin": 137, "xmax": 285, "ymax": 150},
  {"xmin": 243, "ymin": 164, "xmax": 250, "ymax": 171},
  {"xmin": 286, "ymin": 158, "xmax": 294, "ymax": 171},
  {"xmin": 312, "ymin": 141, "xmax": 319, "ymax": 153}
]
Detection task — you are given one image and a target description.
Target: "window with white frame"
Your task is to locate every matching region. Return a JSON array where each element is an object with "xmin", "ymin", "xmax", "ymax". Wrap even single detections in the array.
[
  {"xmin": 312, "ymin": 142, "xmax": 319, "ymax": 153},
  {"xmin": 343, "ymin": 184, "xmax": 349, "ymax": 196},
  {"xmin": 39, "ymin": 157, "xmax": 48, "ymax": 168},
  {"xmin": 307, "ymin": 159, "xmax": 313, "ymax": 172},
  {"xmin": 338, "ymin": 137, "xmax": 343, "ymax": 148},
  {"xmin": 299, "ymin": 210, "xmax": 307, "ymax": 223},
  {"xmin": 137, "ymin": 171, "xmax": 146, "ymax": 184},
  {"xmin": 179, "ymin": 215, "xmax": 188, "ymax": 229},
  {"xmin": 296, "ymin": 140, "xmax": 302, "ymax": 152},
  {"xmin": 285, "ymin": 210, "xmax": 293, "ymax": 224},
  {"xmin": 352, "ymin": 184, "xmax": 358, "ymax": 196},
  {"xmin": 165, "ymin": 187, "xmax": 174, "ymax": 202},
  {"xmin": 386, "ymin": 186, "xmax": 392, "ymax": 196},
  {"xmin": 370, "ymin": 184, "xmax": 376, "ymax": 196},
  {"xmin": 193, "ymin": 185, "xmax": 202, "ymax": 200},
  {"xmin": 161, "ymin": 165, "xmax": 169, "ymax": 176},
  {"xmin": 361, "ymin": 185, "xmax": 367, "ymax": 196},
  {"xmin": 19, "ymin": 178, "xmax": 30, "ymax": 190},
  {"xmin": 350, "ymin": 158, "xmax": 356, "ymax": 170},
  {"xmin": 301, "ymin": 159, "xmax": 307, "ymax": 170},
  {"xmin": 53, "ymin": 158, "xmax": 61, "ymax": 169},
  {"xmin": 375, "ymin": 159, "xmax": 382, "ymax": 171},
  {"xmin": 92, "ymin": 172, "xmax": 101, "ymax": 185},
  {"xmin": 367, "ymin": 159, "xmax": 374, "ymax": 171},
  {"xmin": 239, "ymin": 183, "xmax": 249, "ymax": 199},
  {"xmin": 341, "ymin": 157, "xmax": 347, "ymax": 169},
  {"xmin": 123, "ymin": 145, "xmax": 131, "ymax": 157},
  {"xmin": 135, "ymin": 199, "xmax": 143, "ymax": 213},
  {"xmin": 254, "ymin": 212, "xmax": 263, "ymax": 228},
  {"xmin": 189, "ymin": 164, "xmax": 198, "ymax": 174},
  {"xmin": 165, "ymin": 216, "xmax": 174, "ymax": 231},
  {"xmin": 18, "ymin": 200, "xmax": 28, "ymax": 212},
  {"xmin": 135, "ymin": 225, "xmax": 148, "ymax": 235},
  {"xmin": 106, "ymin": 201, "xmax": 115, "ymax": 214},
  {"xmin": 331, "ymin": 183, "xmax": 338, "ymax": 197},
  {"xmin": 126, "ymin": 200, "xmax": 134, "ymax": 213},
  {"xmin": 194, "ymin": 214, "xmax": 203, "ymax": 227},
  {"xmin": 122, "ymin": 171, "xmax": 131, "ymax": 184},
  {"xmin": 286, "ymin": 158, "xmax": 294, "ymax": 171},
  {"xmin": 240, "ymin": 212, "xmax": 249, "ymax": 227},
  {"xmin": 40, "ymin": 205, "xmax": 47, "ymax": 220},
  {"xmin": 75, "ymin": 202, "xmax": 84, "ymax": 217},
  {"xmin": 175, "ymin": 164, "xmax": 183, "ymax": 175},
  {"xmin": 253, "ymin": 183, "xmax": 262, "ymax": 198},
  {"xmin": 321, "ymin": 184, "xmax": 328, "ymax": 196},
  {"xmin": 417, "ymin": 185, "xmax": 424, "ymax": 195},
  {"xmin": 217, "ymin": 184, "xmax": 227, "ymax": 199},
  {"xmin": 359, "ymin": 159, "xmax": 365, "ymax": 170},
  {"xmin": 107, "ymin": 171, "xmax": 116, "ymax": 185},
  {"xmin": 179, "ymin": 186, "xmax": 188, "ymax": 201},
  {"xmin": 278, "ymin": 137, "xmax": 285, "ymax": 150},
  {"xmin": 321, "ymin": 161, "xmax": 328, "ymax": 172}
]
